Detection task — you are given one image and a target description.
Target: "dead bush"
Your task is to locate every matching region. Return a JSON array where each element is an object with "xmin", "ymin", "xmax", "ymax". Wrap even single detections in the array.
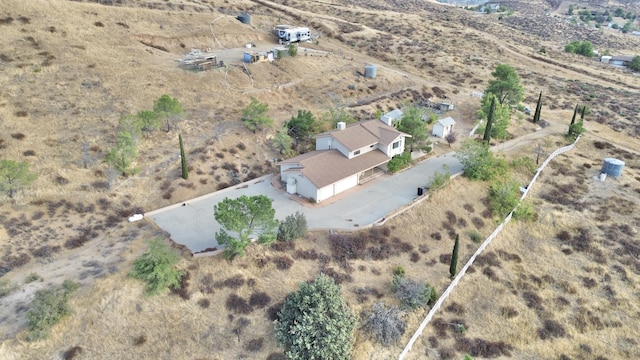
[
  {"xmin": 197, "ymin": 298, "xmax": 210, "ymax": 309},
  {"xmin": 245, "ymin": 337, "xmax": 264, "ymax": 352},
  {"xmin": 445, "ymin": 302, "xmax": 466, "ymax": 315},
  {"xmin": 501, "ymin": 306, "xmax": 519, "ymax": 319},
  {"xmin": 362, "ymin": 302, "xmax": 407, "ymax": 346},
  {"xmin": 220, "ymin": 274, "xmax": 245, "ymax": 289},
  {"xmin": 267, "ymin": 301, "xmax": 284, "ymax": 321},
  {"xmin": 248, "ymin": 292, "xmax": 271, "ymax": 308},
  {"xmin": 266, "ymin": 353, "xmax": 286, "ymax": 360},
  {"xmin": 62, "ymin": 346, "xmax": 83, "ymax": 359},
  {"xmin": 538, "ymin": 319, "xmax": 566, "ymax": 340},
  {"xmin": 431, "ymin": 232, "xmax": 442, "ymax": 240},
  {"xmin": 522, "ymin": 291, "xmax": 544, "ymax": 311},
  {"xmin": 272, "ymin": 256, "xmax": 294, "ymax": 270},
  {"xmin": 10, "ymin": 133, "xmax": 25, "ymax": 140},
  {"xmin": 132, "ymin": 335, "xmax": 146, "ymax": 346},
  {"xmin": 225, "ymin": 294, "xmax": 253, "ymax": 314},
  {"xmin": 170, "ymin": 271, "xmax": 190, "ymax": 300},
  {"xmin": 294, "ymin": 249, "xmax": 318, "ymax": 260}
]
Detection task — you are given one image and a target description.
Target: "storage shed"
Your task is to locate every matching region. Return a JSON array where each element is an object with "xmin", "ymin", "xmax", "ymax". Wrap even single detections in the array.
[{"xmin": 432, "ymin": 117, "xmax": 456, "ymax": 138}]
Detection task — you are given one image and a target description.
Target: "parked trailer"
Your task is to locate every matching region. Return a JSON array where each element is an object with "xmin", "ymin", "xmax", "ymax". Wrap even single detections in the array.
[{"xmin": 274, "ymin": 25, "xmax": 311, "ymax": 45}]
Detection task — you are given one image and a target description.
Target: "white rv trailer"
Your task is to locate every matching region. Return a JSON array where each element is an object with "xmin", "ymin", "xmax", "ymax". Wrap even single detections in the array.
[{"xmin": 274, "ymin": 25, "xmax": 311, "ymax": 45}]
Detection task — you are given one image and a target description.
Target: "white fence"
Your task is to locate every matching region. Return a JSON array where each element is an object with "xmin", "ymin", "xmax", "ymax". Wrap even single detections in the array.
[{"xmin": 398, "ymin": 136, "xmax": 581, "ymax": 360}]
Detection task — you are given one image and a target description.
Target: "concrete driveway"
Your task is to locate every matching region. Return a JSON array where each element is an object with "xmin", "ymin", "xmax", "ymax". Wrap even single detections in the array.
[{"xmin": 147, "ymin": 152, "xmax": 462, "ymax": 253}]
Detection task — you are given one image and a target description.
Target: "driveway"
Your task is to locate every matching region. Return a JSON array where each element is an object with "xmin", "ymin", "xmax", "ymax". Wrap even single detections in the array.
[{"xmin": 147, "ymin": 152, "xmax": 462, "ymax": 253}]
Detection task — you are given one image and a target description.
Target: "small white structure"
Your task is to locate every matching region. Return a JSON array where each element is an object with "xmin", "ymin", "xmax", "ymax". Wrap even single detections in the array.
[
  {"xmin": 380, "ymin": 109, "xmax": 403, "ymax": 126},
  {"xmin": 274, "ymin": 25, "xmax": 311, "ymax": 45},
  {"xmin": 128, "ymin": 214, "xmax": 144, "ymax": 222},
  {"xmin": 432, "ymin": 117, "xmax": 456, "ymax": 138}
]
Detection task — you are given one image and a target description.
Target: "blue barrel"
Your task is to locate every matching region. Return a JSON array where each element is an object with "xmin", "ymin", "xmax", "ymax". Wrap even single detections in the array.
[
  {"xmin": 601, "ymin": 158, "xmax": 625, "ymax": 177},
  {"xmin": 243, "ymin": 52, "xmax": 252, "ymax": 63},
  {"xmin": 364, "ymin": 64, "xmax": 377, "ymax": 78}
]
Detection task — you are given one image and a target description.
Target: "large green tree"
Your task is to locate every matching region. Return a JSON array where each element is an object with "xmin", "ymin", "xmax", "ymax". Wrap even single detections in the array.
[
  {"xmin": 275, "ymin": 274, "xmax": 357, "ymax": 360},
  {"xmin": 153, "ymin": 94, "xmax": 184, "ymax": 132},
  {"xmin": 485, "ymin": 64, "xmax": 524, "ymax": 105},
  {"xmin": 397, "ymin": 106, "xmax": 427, "ymax": 152},
  {"xmin": 0, "ymin": 159, "xmax": 37, "ymax": 198},
  {"xmin": 241, "ymin": 97, "xmax": 274, "ymax": 133},
  {"xmin": 137, "ymin": 110, "xmax": 162, "ymax": 137},
  {"xmin": 286, "ymin": 110, "xmax": 317, "ymax": 148},
  {"xmin": 454, "ymin": 140, "xmax": 507, "ymax": 181},
  {"xmin": 214, "ymin": 195, "xmax": 277, "ymax": 259},
  {"xmin": 478, "ymin": 93, "xmax": 511, "ymax": 140},
  {"xmin": 106, "ymin": 130, "xmax": 138, "ymax": 176},
  {"xmin": 272, "ymin": 129, "xmax": 294, "ymax": 156}
]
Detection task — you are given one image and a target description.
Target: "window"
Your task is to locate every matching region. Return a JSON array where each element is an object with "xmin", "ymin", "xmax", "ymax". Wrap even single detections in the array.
[
  {"xmin": 354, "ymin": 150, "xmax": 361, "ymax": 156},
  {"xmin": 392, "ymin": 141, "xmax": 400, "ymax": 149}
]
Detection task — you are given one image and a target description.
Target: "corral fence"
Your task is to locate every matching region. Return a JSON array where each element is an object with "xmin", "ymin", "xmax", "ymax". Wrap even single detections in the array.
[{"xmin": 398, "ymin": 136, "xmax": 581, "ymax": 360}]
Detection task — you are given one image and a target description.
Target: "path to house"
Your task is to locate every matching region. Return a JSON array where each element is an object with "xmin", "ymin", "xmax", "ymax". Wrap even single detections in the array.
[{"xmin": 147, "ymin": 153, "xmax": 463, "ymax": 253}]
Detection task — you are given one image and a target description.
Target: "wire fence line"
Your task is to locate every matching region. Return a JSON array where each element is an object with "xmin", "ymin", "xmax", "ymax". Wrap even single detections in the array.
[{"xmin": 398, "ymin": 136, "xmax": 581, "ymax": 360}]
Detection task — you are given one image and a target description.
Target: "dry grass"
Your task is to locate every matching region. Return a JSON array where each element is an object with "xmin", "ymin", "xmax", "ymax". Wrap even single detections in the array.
[{"xmin": 0, "ymin": 0, "xmax": 639, "ymax": 358}]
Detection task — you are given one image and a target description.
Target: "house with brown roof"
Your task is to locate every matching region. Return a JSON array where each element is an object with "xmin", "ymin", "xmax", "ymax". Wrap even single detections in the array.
[{"xmin": 278, "ymin": 119, "xmax": 411, "ymax": 203}]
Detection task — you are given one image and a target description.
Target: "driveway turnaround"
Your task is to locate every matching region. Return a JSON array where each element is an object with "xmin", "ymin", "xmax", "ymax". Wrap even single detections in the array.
[{"xmin": 147, "ymin": 152, "xmax": 462, "ymax": 253}]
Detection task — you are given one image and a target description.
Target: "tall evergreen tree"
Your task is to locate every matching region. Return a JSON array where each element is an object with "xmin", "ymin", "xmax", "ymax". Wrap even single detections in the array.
[
  {"xmin": 580, "ymin": 105, "xmax": 586, "ymax": 121},
  {"xmin": 179, "ymin": 134, "xmax": 188, "ymax": 180},
  {"xmin": 450, "ymin": 234, "xmax": 460, "ymax": 279},
  {"xmin": 532, "ymin": 92, "xmax": 542, "ymax": 124},
  {"xmin": 570, "ymin": 104, "xmax": 578, "ymax": 126},
  {"xmin": 483, "ymin": 96, "xmax": 495, "ymax": 143}
]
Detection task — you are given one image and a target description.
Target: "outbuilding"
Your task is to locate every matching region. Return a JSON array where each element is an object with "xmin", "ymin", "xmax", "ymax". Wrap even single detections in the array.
[{"xmin": 432, "ymin": 117, "xmax": 456, "ymax": 138}]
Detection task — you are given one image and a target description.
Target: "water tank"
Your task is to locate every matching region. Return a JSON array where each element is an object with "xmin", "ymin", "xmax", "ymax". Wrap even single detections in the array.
[
  {"xmin": 286, "ymin": 177, "xmax": 297, "ymax": 194},
  {"xmin": 601, "ymin": 158, "xmax": 625, "ymax": 177},
  {"xmin": 364, "ymin": 64, "xmax": 377, "ymax": 78},
  {"xmin": 236, "ymin": 13, "xmax": 251, "ymax": 25},
  {"xmin": 243, "ymin": 52, "xmax": 252, "ymax": 63}
]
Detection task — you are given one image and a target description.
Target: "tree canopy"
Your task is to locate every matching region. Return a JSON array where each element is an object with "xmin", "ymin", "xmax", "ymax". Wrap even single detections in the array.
[
  {"xmin": 275, "ymin": 274, "xmax": 357, "ymax": 360},
  {"xmin": 153, "ymin": 94, "xmax": 184, "ymax": 131},
  {"xmin": 478, "ymin": 93, "xmax": 511, "ymax": 140},
  {"xmin": 397, "ymin": 106, "xmax": 427, "ymax": 152},
  {"xmin": 241, "ymin": 97, "xmax": 274, "ymax": 133},
  {"xmin": 629, "ymin": 56, "xmax": 640, "ymax": 72},
  {"xmin": 286, "ymin": 110, "xmax": 317, "ymax": 148},
  {"xmin": 485, "ymin": 64, "xmax": 524, "ymax": 105},
  {"xmin": 0, "ymin": 159, "xmax": 37, "ymax": 198},
  {"xmin": 214, "ymin": 195, "xmax": 277, "ymax": 258},
  {"xmin": 106, "ymin": 130, "xmax": 139, "ymax": 176},
  {"xmin": 128, "ymin": 238, "xmax": 183, "ymax": 296}
]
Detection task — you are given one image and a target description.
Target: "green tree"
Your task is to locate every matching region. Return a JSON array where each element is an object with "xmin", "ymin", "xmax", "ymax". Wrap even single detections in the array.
[
  {"xmin": 568, "ymin": 4, "xmax": 574, "ymax": 15},
  {"xmin": 153, "ymin": 94, "xmax": 184, "ymax": 132},
  {"xmin": 564, "ymin": 40, "xmax": 594, "ymax": 57},
  {"xmin": 179, "ymin": 133, "xmax": 188, "ymax": 180},
  {"xmin": 214, "ymin": 195, "xmax": 278, "ymax": 259},
  {"xmin": 137, "ymin": 110, "xmax": 162, "ymax": 137},
  {"xmin": 129, "ymin": 238, "xmax": 183, "ymax": 296},
  {"xmin": 286, "ymin": 110, "xmax": 317, "ymax": 148},
  {"xmin": 272, "ymin": 129, "xmax": 294, "ymax": 156},
  {"xmin": 275, "ymin": 274, "xmax": 357, "ymax": 360},
  {"xmin": 106, "ymin": 130, "xmax": 138, "ymax": 176},
  {"xmin": 628, "ymin": 56, "xmax": 640, "ymax": 72},
  {"xmin": 532, "ymin": 91, "xmax": 542, "ymax": 124},
  {"xmin": 397, "ymin": 106, "xmax": 427, "ymax": 152},
  {"xmin": 485, "ymin": 64, "xmax": 524, "ymax": 105},
  {"xmin": 454, "ymin": 140, "xmax": 507, "ymax": 181},
  {"xmin": 288, "ymin": 43, "xmax": 298, "ymax": 57},
  {"xmin": 321, "ymin": 106, "xmax": 355, "ymax": 131},
  {"xmin": 489, "ymin": 179, "xmax": 520, "ymax": 219},
  {"xmin": 241, "ymin": 97, "xmax": 274, "ymax": 133},
  {"xmin": 622, "ymin": 20, "xmax": 634, "ymax": 33},
  {"xmin": 478, "ymin": 93, "xmax": 511, "ymax": 140},
  {"xmin": 483, "ymin": 96, "xmax": 495, "ymax": 143},
  {"xmin": 0, "ymin": 159, "xmax": 36, "ymax": 198},
  {"xmin": 450, "ymin": 234, "xmax": 459, "ymax": 279}
]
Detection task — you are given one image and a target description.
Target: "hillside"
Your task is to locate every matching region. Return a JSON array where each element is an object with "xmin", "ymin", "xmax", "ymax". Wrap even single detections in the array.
[{"xmin": 1, "ymin": 0, "xmax": 639, "ymax": 359}]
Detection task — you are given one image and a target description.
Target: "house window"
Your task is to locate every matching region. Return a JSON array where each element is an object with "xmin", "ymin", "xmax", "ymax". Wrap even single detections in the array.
[
  {"xmin": 392, "ymin": 141, "xmax": 400, "ymax": 149},
  {"xmin": 354, "ymin": 150, "xmax": 361, "ymax": 156}
]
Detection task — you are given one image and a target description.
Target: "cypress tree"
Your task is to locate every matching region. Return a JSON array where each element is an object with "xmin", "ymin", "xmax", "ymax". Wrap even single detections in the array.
[
  {"xmin": 179, "ymin": 133, "xmax": 188, "ymax": 180},
  {"xmin": 483, "ymin": 97, "xmax": 495, "ymax": 144},
  {"xmin": 580, "ymin": 105, "xmax": 586, "ymax": 121},
  {"xmin": 532, "ymin": 91, "xmax": 542, "ymax": 124},
  {"xmin": 570, "ymin": 104, "xmax": 578, "ymax": 126},
  {"xmin": 450, "ymin": 234, "xmax": 460, "ymax": 279}
]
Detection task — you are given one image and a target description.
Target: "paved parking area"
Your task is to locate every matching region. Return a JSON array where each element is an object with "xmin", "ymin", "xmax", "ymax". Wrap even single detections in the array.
[{"xmin": 147, "ymin": 152, "xmax": 462, "ymax": 253}]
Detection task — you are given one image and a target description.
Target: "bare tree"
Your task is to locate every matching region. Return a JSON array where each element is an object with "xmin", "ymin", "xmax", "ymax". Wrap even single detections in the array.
[{"xmin": 445, "ymin": 132, "xmax": 458, "ymax": 147}]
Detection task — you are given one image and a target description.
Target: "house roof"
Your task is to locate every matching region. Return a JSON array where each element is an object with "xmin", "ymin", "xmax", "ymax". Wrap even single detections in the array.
[
  {"xmin": 317, "ymin": 119, "xmax": 410, "ymax": 151},
  {"xmin": 436, "ymin": 117, "xmax": 456, "ymax": 127},
  {"xmin": 279, "ymin": 149, "xmax": 390, "ymax": 188}
]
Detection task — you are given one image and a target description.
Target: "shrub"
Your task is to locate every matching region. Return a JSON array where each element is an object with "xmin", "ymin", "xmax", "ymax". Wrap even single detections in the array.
[
  {"xmin": 245, "ymin": 337, "xmax": 264, "ymax": 352},
  {"xmin": 274, "ymin": 274, "xmax": 357, "ymax": 360},
  {"xmin": 62, "ymin": 346, "xmax": 82, "ymax": 360},
  {"xmin": 513, "ymin": 200, "xmax": 536, "ymax": 221},
  {"xmin": 488, "ymin": 179, "xmax": 520, "ymax": 219},
  {"xmin": 226, "ymin": 294, "xmax": 253, "ymax": 314},
  {"xmin": 469, "ymin": 230, "xmax": 483, "ymax": 243},
  {"xmin": 455, "ymin": 140, "xmax": 508, "ymax": 181},
  {"xmin": 362, "ymin": 302, "xmax": 407, "ymax": 345},
  {"xmin": 249, "ymin": 292, "xmax": 272, "ymax": 308},
  {"xmin": 132, "ymin": 335, "xmax": 146, "ymax": 346},
  {"xmin": 27, "ymin": 282, "xmax": 78, "ymax": 341},
  {"xmin": 387, "ymin": 152, "xmax": 412, "ymax": 173},
  {"xmin": 128, "ymin": 238, "xmax": 183, "ymax": 296},
  {"xmin": 392, "ymin": 265, "xmax": 406, "ymax": 277},
  {"xmin": 197, "ymin": 298, "xmax": 210, "ymax": 308},
  {"xmin": 273, "ymin": 256, "xmax": 294, "ymax": 270},
  {"xmin": 392, "ymin": 276, "xmax": 437, "ymax": 310},
  {"xmin": 429, "ymin": 170, "xmax": 450, "ymax": 191},
  {"xmin": 25, "ymin": 272, "xmax": 41, "ymax": 283},
  {"xmin": 0, "ymin": 279, "xmax": 18, "ymax": 298},
  {"xmin": 277, "ymin": 211, "xmax": 307, "ymax": 242}
]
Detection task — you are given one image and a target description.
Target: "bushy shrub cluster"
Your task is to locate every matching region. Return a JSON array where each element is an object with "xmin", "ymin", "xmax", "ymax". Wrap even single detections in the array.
[
  {"xmin": 392, "ymin": 275, "xmax": 437, "ymax": 310},
  {"xmin": 387, "ymin": 152, "xmax": 412, "ymax": 173},
  {"xmin": 277, "ymin": 211, "xmax": 307, "ymax": 242},
  {"xmin": 362, "ymin": 302, "xmax": 407, "ymax": 345},
  {"xmin": 27, "ymin": 280, "xmax": 78, "ymax": 341},
  {"xmin": 128, "ymin": 238, "xmax": 183, "ymax": 296}
]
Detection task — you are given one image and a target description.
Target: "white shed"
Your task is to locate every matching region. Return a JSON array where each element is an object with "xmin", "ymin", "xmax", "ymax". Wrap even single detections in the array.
[
  {"xmin": 432, "ymin": 117, "xmax": 456, "ymax": 138},
  {"xmin": 380, "ymin": 109, "xmax": 403, "ymax": 126}
]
